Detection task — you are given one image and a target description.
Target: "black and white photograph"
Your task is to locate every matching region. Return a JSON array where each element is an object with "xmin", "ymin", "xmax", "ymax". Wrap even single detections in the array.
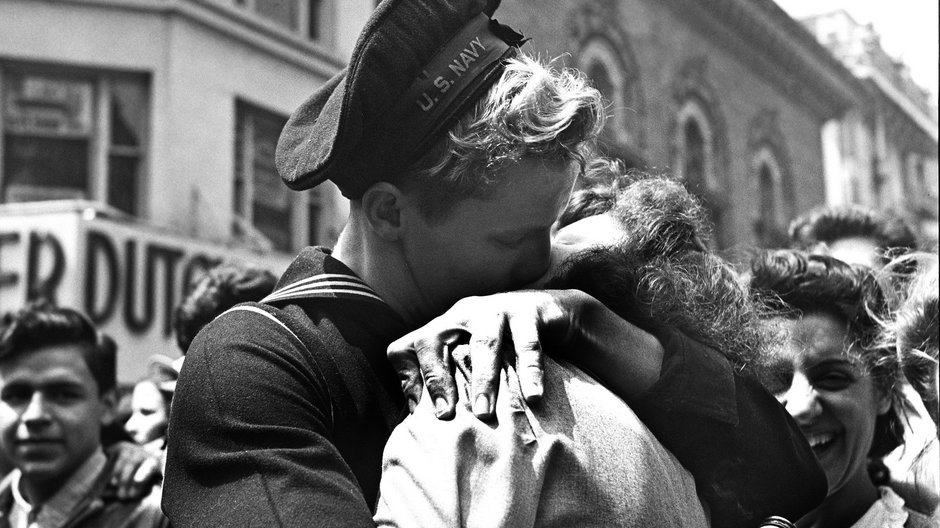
[{"xmin": 0, "ymin": 0, "xmax": 937, "ymax": 526}]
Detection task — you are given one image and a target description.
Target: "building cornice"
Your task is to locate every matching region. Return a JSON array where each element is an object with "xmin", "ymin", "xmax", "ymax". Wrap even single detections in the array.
[
  {"xmin": 662, "ymin": 0, "xmax": 864, "ymax": 121},
  {"xmin": 51, "ymin": 0, "xmax": 346, "ymax": 77},
  {"xmin": 862, "ymin": 70, "xmax": 939, "ymax": 144}
]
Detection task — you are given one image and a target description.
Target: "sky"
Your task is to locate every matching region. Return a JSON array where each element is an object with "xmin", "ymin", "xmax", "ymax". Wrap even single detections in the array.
[{"xmin": 774, "ymin": 0, "xmax": 939, "ymax": 100}]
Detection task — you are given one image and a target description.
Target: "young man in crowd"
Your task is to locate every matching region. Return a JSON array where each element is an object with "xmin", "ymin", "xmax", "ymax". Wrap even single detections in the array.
[
  {"xmin": 0, "ymin": 304, "xmax": 168, "ymax": 527},
  {"xmin": 162, "ymin": 0, "xmax": 606, "ymax": 525},
  {"xmin": 788, "ymin": 204, "xmax": 918, "ymax": 270}
]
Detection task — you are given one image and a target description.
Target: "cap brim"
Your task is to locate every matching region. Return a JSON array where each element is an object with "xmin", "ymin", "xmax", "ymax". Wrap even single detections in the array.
[{"xmin": 277, "ymin": 70, "xmax": 351, "ymax": 191}]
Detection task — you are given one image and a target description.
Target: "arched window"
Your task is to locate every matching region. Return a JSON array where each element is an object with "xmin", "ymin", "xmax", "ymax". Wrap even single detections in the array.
[
  {"xmin": 588, "ymin": 63, "xmax": 614, "ymax": 105},
  {"xmin": 683, "ymin": 119, "xmax": 706, "ymax": 195},
  {"xmin": 674, "ymin": 100, "xmax": 716, "ymax": 194},
  {"xmin": 578, "ymin": 37, "xmax": 636, "ymax": 150},
  {"xmin": 758, "ymin": 163, "xmax": 777, "ymax": 223},
  {"xmin": 673, "ymin": 98, "xmax": 727, "ymax": 247},
  {"xmin": 752, "ymin": 146, "xmax": 787, "ymax": 247}
]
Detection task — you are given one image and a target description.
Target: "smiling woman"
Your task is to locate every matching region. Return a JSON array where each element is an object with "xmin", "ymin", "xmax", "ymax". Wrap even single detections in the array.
[{"xmin": 749, "ymin": 250, "xmax": 933, "ymax": 528}]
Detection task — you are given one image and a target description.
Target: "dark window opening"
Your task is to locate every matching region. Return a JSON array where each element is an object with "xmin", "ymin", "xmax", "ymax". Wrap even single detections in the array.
[{"xmin": 683, "ymin": 119, "xmax": 706, "ymax": 195}]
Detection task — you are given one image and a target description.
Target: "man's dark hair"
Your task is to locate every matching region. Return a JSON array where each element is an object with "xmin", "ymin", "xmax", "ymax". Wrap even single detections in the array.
[
  {"xmin": 788, "ymin": 205, "xmax": 917, "ymax": 264},
  {"xmin": 748, "ymin": 250, "xmax": 903, "ymax": 458},
  {"xmin": 0, "ymin": 303, "xmax": 116, "ymax": 395},
  {"xmin": 549, "ymin": 159, "xmax": 764, "ymax": 372},
  {"xmin": 174, "ymin": 263, "xmax": 277, "ymax": 353}
]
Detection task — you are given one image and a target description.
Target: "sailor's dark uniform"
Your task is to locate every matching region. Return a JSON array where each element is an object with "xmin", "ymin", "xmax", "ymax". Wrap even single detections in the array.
[
  {"xmin": 163, "ymin": 245, "xmax": 826, "ymax": 528},
  {"xmin": 163, "ymin": 247, "xmax": 407, "ymax": 527}
]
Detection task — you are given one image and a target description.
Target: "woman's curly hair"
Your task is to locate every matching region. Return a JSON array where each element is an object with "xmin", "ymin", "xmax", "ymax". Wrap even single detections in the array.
[
  {"xmin": 547, "ymin": 158, "xmax": 765, "ymax": 372},
  {"xmin": 878, "ymin": 253, "xmax": 939, "ymax": 430},
  {"xmin": 748, "ymin": 249, "xmax": 905, "ymax": 457}
]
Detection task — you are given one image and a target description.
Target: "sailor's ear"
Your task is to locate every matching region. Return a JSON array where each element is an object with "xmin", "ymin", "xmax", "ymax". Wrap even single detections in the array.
[{"xmin": 361, "ymin": 182, "xmax": 406, "ymax": 241}]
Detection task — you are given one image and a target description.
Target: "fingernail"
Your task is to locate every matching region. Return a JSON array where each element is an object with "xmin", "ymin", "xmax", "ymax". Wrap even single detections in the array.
[
  {"xmin": 433, "ymin": 397, "xmax": 449, "ymax": 417},
  {"xmin": 524, "ymin": 380, "xmax": 544, "ymax": 403},
  {"xmin": 472, "ymin": 394, "xmax": 491, "ymax": 417}
]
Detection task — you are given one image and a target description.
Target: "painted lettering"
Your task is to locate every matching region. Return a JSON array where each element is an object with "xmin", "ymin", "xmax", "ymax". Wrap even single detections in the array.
[
  {"xmin": 448, "ymin": 61, "xmax": 466, "ymax": 76},
  {"xmin": 121, "ymin": 241, "xmax": 184, "ymax": 335},
  {"xmin": 27, "ymin": 232, "xmax": 64, "ymax": 305},
  {"xmin": 449, "ymin": 37, "xmax": 487, "ymax": 76},
  {"xmin": 150, "ymin": 244, "xmax": 184, "ymax": 337},
  {"xmin": 123, "ymin": 239, "xmax": 152, "ymax": 333},
  {"xmin": 417, "ymin": 92, "xmax": 434, "ymax": 111},
  {"xmin": 0, "ymin": 232, "xmax": 20, "ymax": 290},
  {"xmin": 468, "ymin": 36, "xmax": 484, "ymax": 55},
  {"xmin": 85, "ymin": 230, "xmax": 119, "ymax": 325},
  {"xmin": 458, "ymin": 52, "xmax": 475, "ymax": 69}
]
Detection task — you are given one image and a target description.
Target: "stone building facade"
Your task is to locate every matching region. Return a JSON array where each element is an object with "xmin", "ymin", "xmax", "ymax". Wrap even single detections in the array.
[
  {"xmin": 801, "ymin": 11, "xmax": 939, "ymax": 243},
  {"xmin": 0, "ymin": 0, "xmax": 375, "ymax": 255},
  {"xmin": 0, "ymin": 0, "xmax": 374, "ymax": 380},
  {"xmin": 497, "ymin": 0, "xmax": 863, "ymax": 249}
]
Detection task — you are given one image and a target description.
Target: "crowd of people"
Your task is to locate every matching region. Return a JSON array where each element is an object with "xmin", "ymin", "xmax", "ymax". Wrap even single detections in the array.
[{"xmin": 0, "ymin": 0, "xmax": 936, "ymax": 527}]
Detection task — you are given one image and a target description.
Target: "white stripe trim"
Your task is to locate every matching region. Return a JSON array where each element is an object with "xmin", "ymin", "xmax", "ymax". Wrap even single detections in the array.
[
  {"xmin": 272, "ymin": 274, "xmax": 376, "ymax": 295},
  {"xmin": 262, "ymin": 287, "xmax": 385, "ymax": 304},
  {"xmin": 221, "ymin": 305, "xmax": 287, "ymax": 329},
  {"xmin": 271, "ymin": 279, "xmax": 376, "ymax": 297},
  {"xmin": 220, "ymin": 306, "xmax": 335, "ymax": 425}
]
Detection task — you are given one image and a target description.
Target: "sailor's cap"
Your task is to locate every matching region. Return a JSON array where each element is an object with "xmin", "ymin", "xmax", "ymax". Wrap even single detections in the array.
[{"xmin": 275, "ymin": 0, "xmax": 525, "ymax": 198}]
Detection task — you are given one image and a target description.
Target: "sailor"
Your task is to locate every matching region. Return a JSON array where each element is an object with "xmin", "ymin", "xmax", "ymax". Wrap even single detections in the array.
[{"xmin": 162, "ymin": 0, "xmax": 606, "ymax": 525}]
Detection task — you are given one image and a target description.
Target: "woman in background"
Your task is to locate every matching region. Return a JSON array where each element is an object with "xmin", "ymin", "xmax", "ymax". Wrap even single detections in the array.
[
  {"xmin": 125, "ymin": 377, "xmax": 172, "ymax": 456},
  {"xmin": 749, "ymin": 250, "xmax": 932, "ymax": 528}
]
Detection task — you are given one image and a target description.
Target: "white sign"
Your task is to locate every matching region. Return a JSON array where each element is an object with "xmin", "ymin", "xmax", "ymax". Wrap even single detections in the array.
[{"xmin": 0, "ymin": 203, "xmax": 292, "ymax": 383}]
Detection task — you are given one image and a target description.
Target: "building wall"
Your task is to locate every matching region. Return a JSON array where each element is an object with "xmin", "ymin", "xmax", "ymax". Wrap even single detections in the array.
[
  {"xmin": 0, "ymin": 0, "xmax": 358, "ymax": 380},
  {"xmin": 0, "ymin": 0, "xmax": 349, "ymax": 249},
  {"xmin": 496, "ymin": 0, "xmax": 835, "ymax": 249},
  {"xmin": 803, "ymin": 10, "xmax": 939, "ymax": 245}
]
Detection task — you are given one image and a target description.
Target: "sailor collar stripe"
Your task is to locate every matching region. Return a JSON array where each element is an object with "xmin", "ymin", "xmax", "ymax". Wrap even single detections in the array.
[{"xmin": 261, "ymin": 273, "xmax": 385, "ymax": 305}]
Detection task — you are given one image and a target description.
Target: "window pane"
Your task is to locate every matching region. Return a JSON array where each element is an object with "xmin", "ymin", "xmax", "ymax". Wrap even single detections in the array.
[
  {"xmin": 2, "ymin": 73, "xmax": 93, "ymax": 137},
  {"xmin": 759, "ymin": 164, "xmax": 777, "ymax": 224},
  {"xmin": 108, "ymin": 154, "xmax": 139, "ymax": 215},
  {"xmin": 254, "ymin": 200, "xmax": 292, "ymax": 250},
  {"xmin": 308, "ymin": 0, "xmax": 322, "ymax": 40},
  {"xmin": 308, "ymin": 199, "xmax": 321, "ymax": 246},
  {"xmin": 108, "ymin": 77, "xmax": 149, "ymax": 216},
  {"xmin": 3, "ymin": 136, "xmax": 89, "ymax": 202},
  {"xmin": 588, "ymin": 63, "xmax": 614, "ymax": 103},
  {"xmin": 251, "ymin": 110, "xmax": 291, "ymax": 250},
  {"xmin": 255, "ymin": 0, "xmax": 298, "ymax": 30},
  {"xmin": 234, "ymin": 102, "xmax": 291, "ymax": 251},
  {"xmin": 683, "ymin": 120, "xmax": 706, "ymax": 194},
  {"xmin": 110, "ymin": 79, "xmax": 148, "ymax": 148}
]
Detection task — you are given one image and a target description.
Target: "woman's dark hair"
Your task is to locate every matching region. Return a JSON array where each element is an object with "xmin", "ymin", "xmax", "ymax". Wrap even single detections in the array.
[
  {"xmin": 174, "ymin": 263, "xmax": 277, "ymax": 353},
  {"xmin": 0, "ymin": 302, "xmax": 116, "ymax": 395},
  {"xmin": 748, "ymin": 250, "xmax": 904, "ymax": 457},
  {"xmin": 549, "ymin": 158, "xmax": 764, "ymax": 371}
]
